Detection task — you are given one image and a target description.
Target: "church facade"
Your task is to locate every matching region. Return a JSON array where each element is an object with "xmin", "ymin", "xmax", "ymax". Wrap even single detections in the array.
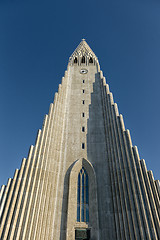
[{"xmin": 0, "ymin": 40, "xmax": 160, "ymax": 240}]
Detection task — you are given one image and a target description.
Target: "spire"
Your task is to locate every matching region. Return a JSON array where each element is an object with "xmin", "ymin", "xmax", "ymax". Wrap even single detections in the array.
[{"xmin": 69, "ymin": 39, "xmax": 98, "ymax": 65}]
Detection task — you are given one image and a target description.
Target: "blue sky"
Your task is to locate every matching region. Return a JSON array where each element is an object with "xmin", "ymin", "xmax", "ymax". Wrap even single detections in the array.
[{"xmin": 0, "ymin": 0, "xmax": 160, "ymax": 186}]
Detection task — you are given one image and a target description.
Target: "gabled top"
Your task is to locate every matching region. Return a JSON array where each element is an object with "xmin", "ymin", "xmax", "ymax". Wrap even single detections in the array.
[{"xmin": 69, "ymin": 39, "xmax": 98, "ymax": 66}]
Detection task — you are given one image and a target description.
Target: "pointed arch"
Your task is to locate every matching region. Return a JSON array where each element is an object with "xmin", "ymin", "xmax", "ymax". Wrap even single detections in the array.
[
  {"xmin": 74, "ymin": 57, "xmax": 78, "ymax": 63},
  {"xmin": 81, "ymin": 56, "xmax": 85, "ymax": 63},
  {"xmin": 66, "ymin": 158, "xmax": 99, "ymax": 240},
  {"xmin": 89, "ymin": 57, "xmax": 93, "ymax": 63}
]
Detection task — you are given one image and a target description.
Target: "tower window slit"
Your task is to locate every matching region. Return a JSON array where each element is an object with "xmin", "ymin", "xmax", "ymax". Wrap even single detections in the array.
[
  {"xmin": 83, "ymin": 80, "xmax": 85, "ymax": 83},
  {"xmin": 82, "ymin": 143, "xmax": 85, "ymax": 149},
  {"xmin": 82, "ymin": 100, "xmax": 85, "ymax": 104},
  {"xmin": 82, "ymin": 113, "xmax": 85, "ymax": 117},
  {"xmin": 82, "ymin": 127, "xmax": 85, "ymax": 132},
  {"xmin": 81, "ymin": 56, "xmax": 85, "ymax": 63},
  {"xmin": 89, "ymin": 57, "xmax": 93, "ymax": 63},
  {"xmin": 74, "ymin": 57, "xmax": 78, "ymax": 63},
  {"xmin": 83, "ymin": 89, "xmax": 85, "ymax": 93}
]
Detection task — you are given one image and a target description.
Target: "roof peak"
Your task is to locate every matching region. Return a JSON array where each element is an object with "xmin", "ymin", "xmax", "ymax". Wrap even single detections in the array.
[{"xmin": 69, "ymin": 39, "xmax": 97, "ymax": 63}]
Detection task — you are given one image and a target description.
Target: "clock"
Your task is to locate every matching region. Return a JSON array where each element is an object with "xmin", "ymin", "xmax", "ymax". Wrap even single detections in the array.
[{"xmin": 80, "ymin": 69, "xmax": 88, "ymax": 74}]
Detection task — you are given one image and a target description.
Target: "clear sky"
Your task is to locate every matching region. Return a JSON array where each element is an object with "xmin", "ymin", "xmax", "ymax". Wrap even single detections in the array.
[{"xmin": 0, "ymin": 0, "xmax": 160, "ymax": 186}]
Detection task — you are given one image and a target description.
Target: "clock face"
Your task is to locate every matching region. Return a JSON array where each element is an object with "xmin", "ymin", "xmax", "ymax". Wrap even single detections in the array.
[{"xmin": 80, "ymin": 69, "xmax": 88, "ymax": 74}]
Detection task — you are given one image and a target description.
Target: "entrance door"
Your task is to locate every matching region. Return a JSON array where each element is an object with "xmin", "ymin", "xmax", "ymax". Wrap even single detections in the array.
[{"xmin": 75, "ymin": 229, "xmax": 90, "ymax": 240}]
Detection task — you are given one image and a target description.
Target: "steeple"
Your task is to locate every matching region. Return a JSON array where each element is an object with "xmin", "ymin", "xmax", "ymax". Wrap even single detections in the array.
[
  {"xmin": 69, "ymin": 39, "xmax": 98, "ymax": 65},
  {"xmin": 0, "ymin": 40, "xmax": 160, "ymax": 240}
]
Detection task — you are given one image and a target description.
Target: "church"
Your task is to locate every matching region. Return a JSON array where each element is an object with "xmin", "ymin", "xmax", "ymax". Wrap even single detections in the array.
[{"xmin": 0, "ymin": 40, "xmax": 160, "ymax": 240}]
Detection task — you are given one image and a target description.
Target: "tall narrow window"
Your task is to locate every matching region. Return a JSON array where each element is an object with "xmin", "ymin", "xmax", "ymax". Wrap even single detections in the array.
[
  {"xmin": 77, "ymin": 167, "xmax": 89, "ymax": 222},
  {"xmin": 82, "ymin": 126, "xmax": 85, "ymax": 132},
  {"xmin": 83, "ymin": 80, "xmax": 85, "ymax": 83},
  {"xmin": 82, "ymin": 100, "xmax": 85, "ymax": 104},
  {"xmin": 74, "ymin": 57, "xmax": 78, "ymax": 63},
  {"xmin": 82, "ymin": 89, "xmax": 85, "ymax": 93},
  {"xmin": 89, "ymin": 57, "xmax": 93, "ymax": 63},
  {"xmin": 82, "ymin": 143, "xmax": 85, "ymax": 149},
  {"xmin": 82, "ymin": 113, "xmax": 85, "ymax": 117},
  {"xmin": 81, "ymin": 56, "xmax": 85, "ymax": 63}
]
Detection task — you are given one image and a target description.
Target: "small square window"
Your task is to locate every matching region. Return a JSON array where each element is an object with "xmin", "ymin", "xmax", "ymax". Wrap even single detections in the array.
[
  {"xmin": 82, "ymin": 100, "xmax": 85, "ymax": 104},
  {"xmin": 82, "ymin": 143, "xmax": 85, "ymax": 149},
  {"xmin": 82, "ymin": 127, "xmax": 85, "ymax": 132},
  {"xmin": 82, "ymin": 113, "xmax": 85, "ymax": 117}
]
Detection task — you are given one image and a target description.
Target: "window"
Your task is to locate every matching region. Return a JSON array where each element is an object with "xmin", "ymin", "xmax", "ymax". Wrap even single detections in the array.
[
  {"xmin": 77, "ymin": 167, "xmax": 89, "ymax": 223},
  {"xmin": 82, "ymin": 89, "xmax": 85, "ymax": 93},
  {"xmin": 82, "ymin": 100, "xmax": 85, "ymax": 104},
  {"xmin": 82, "ymin": 127, "xmax": 85, "ymax": 132},
  {"xmin": 74, "ymin": 57, "xmax": 78, "ymax": 63},
  {"xmin": 82, "ymin": 113, "xmax": 85, "ymax": 117},
  {"xmin": 89, "ymin": 57, "xmax": 93, "ymax": 63},
  {"xmin": 82, "ymin": 143, "xmax": 85, "ymax": 149},
  {"xmin": 83, "ymin": 80, "xmax": 85, "ymax": 83},
  {"xmin": 81, "ymin": 56, "xmax": 85, "ymax": 63}
]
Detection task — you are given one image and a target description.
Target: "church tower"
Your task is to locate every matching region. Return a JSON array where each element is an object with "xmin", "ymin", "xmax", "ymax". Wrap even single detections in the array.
[{"xmin": 0, "ymin": 40, "xmax": 160, "ymax": 240}]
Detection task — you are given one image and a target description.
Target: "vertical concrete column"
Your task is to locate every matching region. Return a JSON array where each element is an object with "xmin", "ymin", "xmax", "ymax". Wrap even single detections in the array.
[
  {"xmin": 111, "ymin": 104, "xmax": 137, "ymax": 239},
  {"xmin": 0, "ymin": 169, "xmax": 19, "ymax": 239},
  {"xmin": 148, "ymin": 171, "xmax": 160, "ymax": 219},
  {"xmin": 0, "ymin": 185, "xmax": 5, "ymax": 204},
  {"xmin": 37, "ymin": 100, "xmax": 58, "ymax": 240},
  {"xmin": 124, "ymin": 130, "xmax": 149, "ymax": 239},
  {"xmin": 28, "ymin": 103, "xmax": 54, "ymax": 240},
  {"xmin": 50, "ymin": 72, "xmax": 71, "ymax": 240},
  {"xmin": 0, "ymin": 179, "xmax": 12, "ymax": 219},
  {"xmin": 101, "ymin": 80, "xmax": 127, "ymax": 239},
  {"xmin": 140, "ymin": 159, "xmax": 160, "ymax": 238},
  {"xmin": 155, "ymin": 180, "xmax": 160, "ymax": 200},
  {"xmin": 7, "ymin": 145, "xmax": 34, "ymax": 239},
  {"xmin": 2, "ymin": 158, "xmax": 26, "ymax": 240},
  {"xmin": 110, "ymin": 103, "xmax": 131, "ymax": 240},
  {"xmin": 44, "ymin": 94, "xmax": 62, "ymax": 239},
  {"xmin": 25, "ymin": 102, "xmax": 55, "ymax": 240},
  {"xmin": 133, "ymin": 146, "xmax": 157, "ymax": 239},
  {"xmin": 37, "ymin": 83, "xmax": 66, "ymax": 240},
  {"xmin": 18, "ymin": 116, "xmax": 48, "ymax": 240},
  {"xmin": 100, "ymin": 81, "xmax": 119, "ymax": 239}
]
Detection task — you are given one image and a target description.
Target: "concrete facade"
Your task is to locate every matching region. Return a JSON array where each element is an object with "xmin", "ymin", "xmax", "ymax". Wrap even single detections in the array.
[{"xmin": 0, "ymin": 40, "xmax": 160, "ymax": 239}]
